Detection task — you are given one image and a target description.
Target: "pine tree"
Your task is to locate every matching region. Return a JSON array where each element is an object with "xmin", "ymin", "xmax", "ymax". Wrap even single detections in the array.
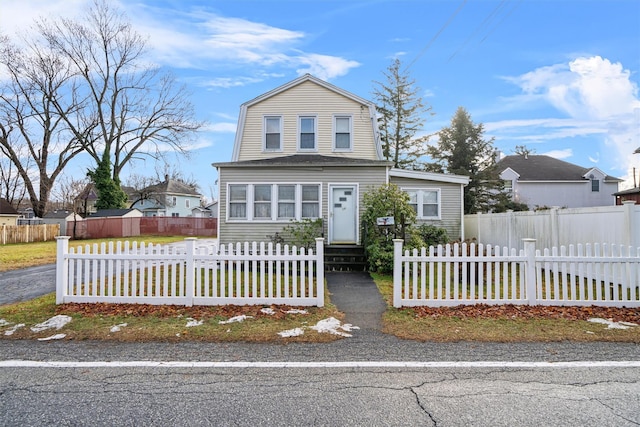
[
  {"xmin": 87, "ymin": 150, "xmax": 127, "ymax": 210},
  {"xmin": 372, "ymin": 58, "xmax": 433, "ymax": 169},
  {"xmin": 425, "ymin": 107, "xmax": 503, "ymax": 214}
]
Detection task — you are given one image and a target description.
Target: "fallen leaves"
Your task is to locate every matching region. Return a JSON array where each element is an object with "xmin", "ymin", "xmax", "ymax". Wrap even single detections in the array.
[{"xmin": 411, "ymin": 304, "xmax": 640, "ymax": 323}]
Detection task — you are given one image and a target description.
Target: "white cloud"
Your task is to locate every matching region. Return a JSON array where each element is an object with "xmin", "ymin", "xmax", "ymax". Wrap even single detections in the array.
[
  {"xmin": 541, "ymin": 149, "xmax": 572, "ymax": 159},
  {"xmin": 500, "ymin": 56, "xmax": 640, "ymax": 186},
  {"xmin": 205, "ymin": 123, "xmax": 236, "ymax": 133}
]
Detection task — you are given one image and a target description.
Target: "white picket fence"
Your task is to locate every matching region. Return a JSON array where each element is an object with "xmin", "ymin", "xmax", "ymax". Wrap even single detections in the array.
[
  {"xmin": 393, "ymin": 239, "xmax": 640, "ymax": 308},
  {"xmin": 55, "ymin": 237, "xmax": 325, "ymax": 306}
]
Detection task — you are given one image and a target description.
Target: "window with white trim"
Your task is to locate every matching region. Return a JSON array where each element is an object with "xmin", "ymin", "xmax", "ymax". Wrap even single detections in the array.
[
  {"xmin": 264, "ymin": 116, "xmax": 282, "ymax": 151},
  {"xmin": 229, "ymin": 184, "xmax": 247, "ymax": 218},
  {"xmin": 405, "ymin": 188, "xmax": 440, "ymax": 219},
  {"xmin": 298, "ymin": 116, "xmax": 316, "ymax": 150},
  {"xmin": 590, "ymin": 175, "xmax": 600, "ymax": 192},
  {"xmin": 227, "ymin": 183, "xmax": 321, "ymax": 221},
  {"xmin": 253, "ymin": 184, "xmax": 272, "ymax": 219},
  {"xmin": 334, "ymin": 116, "xmax": 352, "ymax": 151}
]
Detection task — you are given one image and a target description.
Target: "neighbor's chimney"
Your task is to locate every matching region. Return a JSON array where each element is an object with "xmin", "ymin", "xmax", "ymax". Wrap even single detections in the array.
[{"xmin": 165, "ymin": 174, "xmax": 169, "ymax": 182}]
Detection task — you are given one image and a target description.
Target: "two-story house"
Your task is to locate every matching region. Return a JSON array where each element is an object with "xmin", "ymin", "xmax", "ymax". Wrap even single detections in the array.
[
  {"xmin": 212, "ymin": 74, "xmax": 469, "ymax": 246},
  {"xmin": 497, "ymin": 154, "xmax": 621, "ymax": 209},
  {"xmin": 130, "ymin": 176, "xmax": 203, "ymax": 217}
]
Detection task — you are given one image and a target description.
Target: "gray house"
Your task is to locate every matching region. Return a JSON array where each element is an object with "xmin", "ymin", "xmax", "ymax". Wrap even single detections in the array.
[
  {"xmin": 497, "ymin": 154, "xmax": 621, "ymax": 209},
  {"xmin": 130, "ymin": 176, "xmax": 202, "ymax": 217},
  {"xmin": 212, "ymin": 74, "xmax": 469, "ymax": 245}
]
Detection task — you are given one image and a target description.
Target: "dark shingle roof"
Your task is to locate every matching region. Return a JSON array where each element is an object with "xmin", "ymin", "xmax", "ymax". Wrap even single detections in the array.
[
  {"xmin": 497, "ymin": 155, "xmax": 621, "ymax": 182},
  {"xmin": 613, "ymin": 187, "xmax": 640, "ymax": 196},
  {"xmin": 43, "ymin": 210, "xmax": 76, "ymax": 219},
  {"xmin": 213, "ymin": 154, "xmax": 391, "ymax": 168},
  {"xmin": 0, "ymin": 199, "xmax": 19, "ymax": 215},
  {"xmin": 89, "ymin": 209, "xmax": 139, "ymax": 217},
  {"xmin": 144, "ymin": 179, "xmax": 200, "ymax": 196}
]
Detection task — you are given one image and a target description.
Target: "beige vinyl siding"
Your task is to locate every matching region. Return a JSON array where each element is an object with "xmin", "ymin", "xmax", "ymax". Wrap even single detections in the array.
[
  {"xmin": 218, "ymin": 165, "xmax": 387, "ymax": 244},
  {"xmin": 390, "ymin": 176, "xmax": 463, "ymax": 240},
  {"xmin": 237, "ymin": 81, "xmax": 378, "ymax": 161}
]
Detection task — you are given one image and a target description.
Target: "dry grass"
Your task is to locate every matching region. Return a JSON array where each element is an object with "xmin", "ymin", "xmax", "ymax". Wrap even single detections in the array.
[{"xmin": 0, "ymin": 236, "xmax": 189, "ymax": 272}]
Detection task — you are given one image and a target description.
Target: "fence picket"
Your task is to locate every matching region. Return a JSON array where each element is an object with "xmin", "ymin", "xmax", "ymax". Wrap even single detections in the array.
[{"xmin": 391, "ymin": 239, "xmax": 640, "ymax": 308}]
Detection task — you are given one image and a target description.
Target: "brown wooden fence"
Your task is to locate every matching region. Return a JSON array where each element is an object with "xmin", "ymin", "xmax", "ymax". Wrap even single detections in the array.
[
  {"xmin": 68, "ymin": 217, "xmax": 217, "ymax": 239},
  {"xmin": 1, "ymin": 224, "xmax": 60, "ymax": 244}
]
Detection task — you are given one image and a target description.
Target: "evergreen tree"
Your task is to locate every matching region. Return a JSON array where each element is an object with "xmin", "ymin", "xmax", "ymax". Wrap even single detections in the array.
[
  {"xmin": 425, "ymin": 107, "xmax": 503, "ymax": 214},
  {"xmin": 372, "ymin": 58, "xmax": 433, "ymax": 169},
  {"xmin": 87, "ymin": 150, "xmax": 127, "ymax": 210}
]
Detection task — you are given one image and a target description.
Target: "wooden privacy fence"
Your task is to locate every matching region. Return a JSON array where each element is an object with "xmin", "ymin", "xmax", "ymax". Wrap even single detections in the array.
[
  {"xmin": 1, "ymin": 224, "xmax": 60, "ymax": 244},
  {"xmin": 56, "ymin": 237, "xmax": 324, "ymax": 307},
  {"xmin": 393, "ymin": 239, "xmax": 640, "ymax": 308}
]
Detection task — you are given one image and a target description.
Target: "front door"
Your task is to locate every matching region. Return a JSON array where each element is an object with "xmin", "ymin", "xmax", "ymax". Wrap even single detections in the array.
[{"xmin": 330, "ymin": 185, "xmax": 357, "ymax": 244}]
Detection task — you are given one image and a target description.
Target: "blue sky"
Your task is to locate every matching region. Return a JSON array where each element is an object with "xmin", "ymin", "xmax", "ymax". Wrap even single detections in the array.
[{"xmin": 2, "ymin": 0, "xmax": 639, "ymax": 201}]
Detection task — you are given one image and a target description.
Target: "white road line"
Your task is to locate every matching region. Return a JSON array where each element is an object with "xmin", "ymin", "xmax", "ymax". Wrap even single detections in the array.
[{"xmin": 1, "ymin": 360, "xmax": 639, "ymax": 368}]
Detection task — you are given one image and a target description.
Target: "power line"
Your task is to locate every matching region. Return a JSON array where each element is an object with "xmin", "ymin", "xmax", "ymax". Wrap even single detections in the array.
[
  {"xmin": 447, "ymin": 0, "xmax": 508, "ymax": 62},
  {"xmin": 405, "ymin": 0, "xmax": 467, "ymax": 72}
]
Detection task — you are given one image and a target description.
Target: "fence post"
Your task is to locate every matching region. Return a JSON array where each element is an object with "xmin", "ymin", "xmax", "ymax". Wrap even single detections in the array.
[
  {"xmin": 393, "ymin": 239, "xmax": 404, "ymax": 308},
  {"xmin": 523, "ymin": 238, "xmax": 536, "ymax": 305},
  {"xmin": 315, "ymin": 238, "xmax": 325, "ymax": 307},
  {"xmin": 55, "ymin": 236, "xmax": 70, "ymax": 304},
  {"xmin": 623, "ymin": 201, "xmax": 637, "ymax": 249},
  {"xmin": 185, "ymin": 238, "xmax": 197, "ymax": 306}
]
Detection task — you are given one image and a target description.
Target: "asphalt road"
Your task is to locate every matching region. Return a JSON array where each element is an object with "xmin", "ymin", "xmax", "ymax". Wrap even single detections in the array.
[
  {"xmin": 1, "ymin": 339, "xmax": 639, "ymax": 426},
  {"xmin": 0, "ymin": 264, "xmax": 56, "ymax": 305}
]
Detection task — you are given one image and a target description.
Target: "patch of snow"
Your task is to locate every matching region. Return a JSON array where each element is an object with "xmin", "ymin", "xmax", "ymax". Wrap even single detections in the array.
[
  {"xmin": 310, "ymin": 317, "xmax": 360, "ymax": 337},
  {"xmin": 588, "ymin": 318, "xmax": 637, "ymax": 330},
  {"xmin": 4, "ymin": 323, "xmax": 25, "ymax": 336},
  {"xmin": 185, "ymin": 318, "xmax": 203, "ymax": 327},
  {"xmin": 0, "ymin": 319, "xmax": 10, "ymax": 326},
  {"xmin": 38, "ymin": 333, "xmax": 66, "ymax": 341},
  {"xmin": 219, "ymin": 315, "xmax": 253, "ymax": 325},
  {"xmin": 261, "ymin": 308, "xmax": 276, "ymax": 315},
  {"xmin": 278, "ymin": 328, "xmax": 305, "ymax": 338},
  {"xmin": 30, "ymin": 315, "xmax": 72, "ymax": 332},
  {"xmin": 110, "ymin": 323, "xmax": 128, "ymax": 333},
  {"xmin": 285, "ymin": 309, "xmax": 308, "ymax": 315}
]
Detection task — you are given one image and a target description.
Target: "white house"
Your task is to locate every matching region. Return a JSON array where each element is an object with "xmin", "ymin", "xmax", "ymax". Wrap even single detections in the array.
[{"xmin": 497, "ymin": 154, "xmax": 621, "ymax": 209}]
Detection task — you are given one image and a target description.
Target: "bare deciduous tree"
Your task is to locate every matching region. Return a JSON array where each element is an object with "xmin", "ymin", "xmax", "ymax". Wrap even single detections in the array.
[{"xmin": 39, "ymin": 0, "xmax": 203, "ymax": 181}]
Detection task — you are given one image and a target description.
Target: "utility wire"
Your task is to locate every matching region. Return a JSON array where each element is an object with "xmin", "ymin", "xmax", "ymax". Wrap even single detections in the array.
[
  {"xmin": 447, "ymin": 0, "xmax": 509, "ymax": 62},
  {"xmin": 479, "ymin": 0, "xmax": 522, "ymax": 44},
  {"xmin": 405, "ymin": 0, "xmax": 467, "ymax": 72}
]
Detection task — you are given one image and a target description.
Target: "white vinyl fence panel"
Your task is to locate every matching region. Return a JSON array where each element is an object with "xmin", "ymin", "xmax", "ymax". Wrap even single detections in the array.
[
  {"xmin": 56, "ymin": 237, "xmax": 325, "ymax": 307},
  {"xmin": 393, "ymin": 239, "xmax": 640, "ymax": 308}
]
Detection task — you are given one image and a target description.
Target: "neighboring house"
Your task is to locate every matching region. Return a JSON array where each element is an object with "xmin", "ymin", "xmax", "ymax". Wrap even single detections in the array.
[
  {"xmin": 613, "ymin": 187, "xmax": 640, "ymax": 205},
  {"xmin": 0, "ymin": 198, "xmax": 20, "ymax": 226},
  {"xmin": 130, "ymin": 176, "xmax": 202, "ymax": 217},
  {"xmin": 497, "ymin": 154, "xmax": 621, "ymax": 209},
  {"xmin": 42, "ymin": 210, "xmax": 83, "ymax": 235},
  {"xmin": 75, "ymin": 183, "xmax": 100, "ymax": 216},
  {"xmin": 212, "ymin": 74, "xmax": 469, "ymax": 245}
]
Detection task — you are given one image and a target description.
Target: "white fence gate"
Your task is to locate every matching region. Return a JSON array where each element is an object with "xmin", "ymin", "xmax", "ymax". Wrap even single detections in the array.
[
  {"xmin": 56, "ymin": 237, "xmax": 325, "ymax": 307},
  {"xmin": 393, "ymin": 239, "xmax": 640, "ymax": 308}
]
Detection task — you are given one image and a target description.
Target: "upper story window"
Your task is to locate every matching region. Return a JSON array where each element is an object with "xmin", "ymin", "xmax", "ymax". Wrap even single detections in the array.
[
  {"xmin": 264, "ymin": 116, "xmax": 282, "ymax": 151},
  {"xmin": 503, "ymin": 179, "xmax": 513, "ymax": 193},
  {"xmin": 298, "ymin": 116, "xmax": 316, "ymax": 151},
  {"xmin": 171, "ymin": 196, "xmax": 177, "ymax": 206},
  {"xmin": 590, "ymin": 175, "xmax": 600, "ymax": 192},
  {"xmin": 185, "ymin": 199, "xmax": 190, "ymax": 208},
  {"xmin": 405, "ymin": 188, "xmax": 440, "ymax": 219},
  {"xmin": 333, "ymin": 116, "xmax": 352, "ymax": 151}
]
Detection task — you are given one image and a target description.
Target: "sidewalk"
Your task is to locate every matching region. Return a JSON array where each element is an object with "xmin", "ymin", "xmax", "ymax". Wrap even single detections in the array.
[{"xmin": 325, "ymin": 271, "xmax": 387, "ymax": 331}]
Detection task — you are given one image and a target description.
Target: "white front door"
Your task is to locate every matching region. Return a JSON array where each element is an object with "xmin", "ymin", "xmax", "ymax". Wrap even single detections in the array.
[{"xmin": 330, "ymin": 185, "xmax": 357, "ymax": 244}]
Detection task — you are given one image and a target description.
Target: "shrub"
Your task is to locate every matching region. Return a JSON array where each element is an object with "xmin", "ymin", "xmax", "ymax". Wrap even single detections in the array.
[{"xmin": 281, "ymin": 218, "xmax": 323, "ymax": 250}]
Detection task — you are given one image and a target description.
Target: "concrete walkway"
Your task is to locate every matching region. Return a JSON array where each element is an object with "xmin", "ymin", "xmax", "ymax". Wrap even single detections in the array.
[{"xmin": 325, "ymin": 271, "xmax": 387, "ymax": 331}]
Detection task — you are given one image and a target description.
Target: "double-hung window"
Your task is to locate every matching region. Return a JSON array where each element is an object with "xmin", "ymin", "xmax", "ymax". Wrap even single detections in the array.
[
  {"xmin": 298, "ymin": 116, "xmax": 316, "ymax": 151},
  {"xmin": 229, "ymin": 184, "xmax": 248, "ymax": 219},
  {"xmin": 264, "ymin": 116, "xmax": 282, "ymax": 151},
  {"xmin": 405, "ymin": 188, "xmax": 440, "ymax": 219},
  {"xmin": 253, "ymin": 184, "xmax": 272, "ymax": 219},
  {"xmin": 277, "ymin": 185, "xmax": 296, "ymax": 219},
  {"xmin": 333, "ymin": 116, "xmax": 352, "ymax": 151},
  {"xmin": 301, "ymin": 185, "xmax": 320, "ymax": 218},
  {"xmin": 591, "ymin": 177, "xmax": 600, "ymax": 192},
  {"xmin": 227, "ymin": 183, "xmax": 321, "ymax": 221}
]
